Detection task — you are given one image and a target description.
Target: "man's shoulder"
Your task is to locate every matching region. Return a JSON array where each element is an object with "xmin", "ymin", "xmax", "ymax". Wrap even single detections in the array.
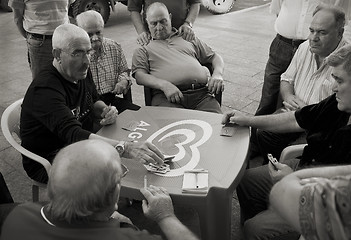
[{"xmin": 103, "ymin": 37, "xmax": 120, "ymax": 47}]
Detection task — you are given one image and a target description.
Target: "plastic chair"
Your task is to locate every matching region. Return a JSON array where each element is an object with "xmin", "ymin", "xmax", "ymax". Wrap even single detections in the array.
[
  {"xmin": 1, "ymin": 98, "xmax": 51, "ymax": 202},
  {"xmin": 143, "ymin": 63, "xmax": 222, "ymax": 106},
  {"xmin": 279, "ymin": 144, "xmax": 307, "ymax": 162}
]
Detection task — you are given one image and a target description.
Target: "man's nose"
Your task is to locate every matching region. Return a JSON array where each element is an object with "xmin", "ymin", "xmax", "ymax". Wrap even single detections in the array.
[
  {"xmin": 91, "ymin": 34, "xmax": 99, "ymax": 41},
  {"xmin": 332, "ymin": 81, "xmax": 338, "ymax": 92},
  {"xmin": 309, "ymin": 32, "xmax": 319, "ymax": 41}
]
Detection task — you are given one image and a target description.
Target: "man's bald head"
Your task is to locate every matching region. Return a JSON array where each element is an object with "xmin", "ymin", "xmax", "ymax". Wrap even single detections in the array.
[
  {"xmin": 52, "ymin": 23, "xmax": 90, "ymax": 50},
  {"xmin": 48, "ymin": 140, "xmax": 122, "ymax": 222}
]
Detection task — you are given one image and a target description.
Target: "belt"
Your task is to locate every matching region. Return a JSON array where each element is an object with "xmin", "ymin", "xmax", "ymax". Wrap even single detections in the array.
[
  {"xmin": 28, "ymin": 32, "xmax": 53, "ymax": 39},
  {"xmin": 277, "ymin": 34, "xmax": 305, "ymax": 47},
  {"xmin": 177, "ymin": 82, "xmax": 207, "ymax": 91}
]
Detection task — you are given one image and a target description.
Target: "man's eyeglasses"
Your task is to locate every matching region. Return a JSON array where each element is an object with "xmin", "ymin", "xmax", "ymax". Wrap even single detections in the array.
[{"xmin": 60, "ymin": 49, "xmax": 95, "ymax": 58}]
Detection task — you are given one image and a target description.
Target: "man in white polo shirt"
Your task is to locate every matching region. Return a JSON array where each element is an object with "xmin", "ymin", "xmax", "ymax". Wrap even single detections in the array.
[
  {"xmin": 255, "ymin": 0, "xmax": 350, "ymax": 116},
  {"xmin": 9, "ymin": 0, "xmax": 73, "ymax": 80}
]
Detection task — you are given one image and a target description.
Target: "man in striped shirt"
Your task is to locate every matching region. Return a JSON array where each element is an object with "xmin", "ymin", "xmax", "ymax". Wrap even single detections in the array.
[
  {"xmin": 76, "ymin": 10, "xmax": 140, "ymax": 114},
  {"xmin": 9, "ymin": 0, "xmax": 74, "ymax": 80},
  {"xmin": 255, "ymin": 4, "xmax": 348, "ymax": 163}
]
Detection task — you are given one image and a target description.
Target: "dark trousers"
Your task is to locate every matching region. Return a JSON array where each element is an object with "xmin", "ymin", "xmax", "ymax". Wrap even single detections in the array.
[
  {"xmin": 237, "ymin": 161, "xmax": 300, "ymax": 240},
  {"xmin": 255, "ymin": 35, "xmax": 298, "ymax": 116},
  {"xmin": 99, "ymin": 92, "xmax": 140, "ymax": 113}
]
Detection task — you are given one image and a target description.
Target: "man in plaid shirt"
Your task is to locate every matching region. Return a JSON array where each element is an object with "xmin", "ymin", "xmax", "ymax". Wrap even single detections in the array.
[{"xmin": 76, "ymin": 10, "xmax": 140, "ymax": 113}]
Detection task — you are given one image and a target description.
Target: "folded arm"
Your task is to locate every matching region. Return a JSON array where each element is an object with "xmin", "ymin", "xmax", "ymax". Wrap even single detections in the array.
[{"xmin": 280, "ymin": 81, "xmax": 306, "ymax": 111}]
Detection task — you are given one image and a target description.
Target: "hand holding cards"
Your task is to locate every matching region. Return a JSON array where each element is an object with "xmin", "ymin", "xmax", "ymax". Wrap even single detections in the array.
[{"xmin": 144, "ymin": 163, "xmax": 170, "ymax": 174}]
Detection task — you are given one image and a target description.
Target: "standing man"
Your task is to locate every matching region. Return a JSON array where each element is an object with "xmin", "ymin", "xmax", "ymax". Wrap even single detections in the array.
[
  {"xmin": 20, "ymin": 24, "xmax": 163, "ymax": 184},
  {"xmin": 9, "ymin": 0, "xmax": 73, "ymax": 79},
  {"xmin": 255, "ymin": 0, "xmax": 350, "ymax": 116},
  {"xmin": 128, "ymin": 0, "xmax": 201, "ymax": 46},
  {"xmin": 76, "ymin": 10, "xmax": 140, "ymax": 113}
]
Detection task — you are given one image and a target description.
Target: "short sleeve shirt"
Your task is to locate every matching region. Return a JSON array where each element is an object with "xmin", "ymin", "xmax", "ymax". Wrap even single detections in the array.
[{"xmin": 295, "ymin": 94, "xmax": 351, "ymax": 166}]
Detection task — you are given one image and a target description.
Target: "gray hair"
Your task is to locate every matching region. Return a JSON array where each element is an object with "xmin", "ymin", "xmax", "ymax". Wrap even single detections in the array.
[
  {"xmin": 145, "ymin": 2, "xmax": 169, "ymax": 18},
  {"xmin": 313, "ymin": 3, "xmax": 346, "ymax": 31},
  {"xmin": 47, "ymin": 140, "xmax": 122, "ymax": 223},
  {"xmin": 52, "ymin": 23, "xmax": 90, "ymax": 50},
  {"xmin": 76, "ymin": 10, "xmax": 104, "ymax": 30},
  {"xmin": 326, "ymin": 44, "xmax": 351, "ymax": 75}
]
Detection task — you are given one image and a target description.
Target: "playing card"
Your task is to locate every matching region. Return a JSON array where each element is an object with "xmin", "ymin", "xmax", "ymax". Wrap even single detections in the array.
[
  {"xmin": 144, "ymin": 163, "xmax": 170, "ymax": 174},
  {"xmin": 121, "ymin": 120, "xmax": 140, "ymax": 131},
  {"xmin": 164, "ymin": 155, "xmax": 175, "ymax": 163},
  {"xmin": 220, "ymin": 123, "xmax": 236, "ymax": 137}
]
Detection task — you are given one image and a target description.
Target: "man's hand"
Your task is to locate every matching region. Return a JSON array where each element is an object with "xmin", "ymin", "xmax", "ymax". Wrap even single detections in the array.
[
  {"xmin": 178, "ymin": 24, "xmax": 195, "ymax": 42},
  {"xmin": 137, "ymin": 32, "xmax": 151, "ymax": 46},
  {"xmin": 112, "ymin": 80, "xmax": 130, "ymax": 95},
  {"xmin": 124, "ymin": 141, "xmax": 164, "ymax": 165},
  {"xmin": 160, "ymin": 81, "xmax": 184, "ymax": 103},
  {"xmin": 268, "ymin": 162, "xmax": 293, "ymax": 184},
  {"xmin": 140, "ymin": 185, "xmax": 175, "ymax": 223},
  {"xmin": 100, "ymin": 105, "xmax": 118, "ymax": 125},
  {"xmin": 283, "ymin": 95, "xmax": 306, "ymax": 111},
  {"xmin": 207, "ymin": 76, "xmax": 224, "ymax": 94},
  {"xmin": 221, "ymin": 110, "xmax": 251, "ymax": 126},
  {"xmin": 111, "ymin": 211, "xmax": 133, "ymax": 225}
]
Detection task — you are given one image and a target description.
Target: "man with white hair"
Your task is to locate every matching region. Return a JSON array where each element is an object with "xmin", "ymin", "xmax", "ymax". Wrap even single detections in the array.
[
  {"xmin": 20, "ymin": 24, "xmax": 164, "ymax": 184},
  {"xmin": 1, "ymin": 140, "xmax": 199, "ymax": 240},
  {"xmin": 76, "ymin": 10, "xmax": 140, "ymax": 113}
]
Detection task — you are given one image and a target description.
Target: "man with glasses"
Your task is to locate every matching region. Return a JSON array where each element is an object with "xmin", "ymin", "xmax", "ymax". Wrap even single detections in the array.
[
  {"xmin": 20, "ymin": 24, "xmax": 164, "ymax": 184},
  {"xmin": 1, "ymin": 140, "xmax": 199, "ymax": 240}
]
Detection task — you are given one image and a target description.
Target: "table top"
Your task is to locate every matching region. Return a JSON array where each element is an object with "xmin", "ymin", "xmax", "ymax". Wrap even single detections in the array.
[{"xmin": 98, "ymin": 106, "xmax": 249, "ymax": 198}]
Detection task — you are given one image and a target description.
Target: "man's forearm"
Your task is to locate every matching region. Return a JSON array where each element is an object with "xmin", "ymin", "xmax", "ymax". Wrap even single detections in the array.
[
  {"xmin": 158, "ymin": 216, "xmax": 199, "ymax": 240},
  {"xmin": 12, "ymin": 8, "xmax": 26, "ymax": 38},
  {"xmin": 247, "ymin": 111, "xmax": 303, "ymax": 132},
  {"xmin": 185, "ymin": 3, "xmax": 201, "ymax": 24},
  {"xmin": 210, "ymin": 53, "xmax": 224, "ymax": 78},
  {"xmin": 130, "ymin": 11, "xmax": 147, "ymax": 34},
  {"xmin": 134, "ymin": 71, "xmax": 169, "ymax": 90},
  {"xmin": 280, "ymin": 80, "xmax": 295, "ymax": 101}
]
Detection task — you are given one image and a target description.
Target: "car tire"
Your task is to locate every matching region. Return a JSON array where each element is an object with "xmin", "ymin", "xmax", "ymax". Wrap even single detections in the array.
[
  {"xmin": 70, "ymin": 0, "xmax": 111, "ymax": 23},
  {"xmin": 0, "ymin": 0, "xmax": 12, "ymax": 12},
  {"xmin": 202, "ymin": 0, "xmax": 235, "ymax": 14}
]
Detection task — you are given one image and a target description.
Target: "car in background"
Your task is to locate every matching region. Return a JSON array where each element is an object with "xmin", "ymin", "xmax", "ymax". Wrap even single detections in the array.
[{"xmin": 69, "ymin": 0, "xmax": 235, "ymax": 24}]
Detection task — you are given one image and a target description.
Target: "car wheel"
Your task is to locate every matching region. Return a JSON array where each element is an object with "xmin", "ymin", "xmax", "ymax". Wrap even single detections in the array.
[
  {"xmin": 0, "ymin": 0, "xmax": 12, "ymax": 12},
  {"xmin": 202, "ymin": 0, "xmax": 235, "ymax": 14},
  {"xmin": 70, "ymin": 0, "xmax": 111, "ymax": 23}
]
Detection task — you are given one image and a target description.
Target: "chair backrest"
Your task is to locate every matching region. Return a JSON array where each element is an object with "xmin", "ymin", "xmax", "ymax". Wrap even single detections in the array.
[
  {"xmin": 279, "ymin": 144, "xmax": 307, "ymax": 163},
  {"xmin": 1, "ymin": 99, "xmax": 51, "ymax": 175}
]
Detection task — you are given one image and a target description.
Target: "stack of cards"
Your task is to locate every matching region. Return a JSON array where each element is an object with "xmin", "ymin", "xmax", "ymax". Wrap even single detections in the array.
[
  {"xmin": 220, "ymin": 122, "xmax": 236, "ymax": 137},
  {"xmin": 144, "ymin": 163, "xmax": 170, "ymax": 174}
]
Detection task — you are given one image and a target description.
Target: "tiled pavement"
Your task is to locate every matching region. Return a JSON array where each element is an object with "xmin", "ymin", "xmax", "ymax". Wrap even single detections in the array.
[{"xmin": 1, "ymin": 2, "xmax": 350, "ymax": 239}]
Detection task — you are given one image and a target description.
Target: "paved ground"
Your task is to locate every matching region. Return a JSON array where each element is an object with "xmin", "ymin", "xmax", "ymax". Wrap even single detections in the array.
[{"xmin": 1, "ymin": 2, "xmax": 350, "ymax": 239}]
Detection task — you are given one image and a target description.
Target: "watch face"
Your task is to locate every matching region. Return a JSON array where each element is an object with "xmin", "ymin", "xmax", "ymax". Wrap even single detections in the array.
[{"xmin": 115, "ymin": 143, "xmax": 125, "ymax": 154}]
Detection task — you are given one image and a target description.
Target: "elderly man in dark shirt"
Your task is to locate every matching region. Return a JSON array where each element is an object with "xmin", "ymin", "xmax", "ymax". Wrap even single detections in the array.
[{"xmin": 20, "ymin": 23, "xmax": 163, "ymax": 183}]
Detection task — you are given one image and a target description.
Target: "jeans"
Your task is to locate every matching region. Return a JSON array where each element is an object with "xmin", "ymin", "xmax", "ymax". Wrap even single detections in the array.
[
  {"xmin": 255, "ymin": 35, "xmax": 297, "ymax": 116},
  {"xmin": 237, "ymin": 160, "xmax": 301, "ymax": 240},
  {"xmin": 26, "ymin": 34, "xmax": 54, "ymax": 80}
]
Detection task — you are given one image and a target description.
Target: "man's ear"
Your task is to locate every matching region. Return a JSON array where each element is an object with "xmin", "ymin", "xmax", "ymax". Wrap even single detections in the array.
[
  {"xmin": 52, "ymin": 49, "xmax": 61, "ymax": 61},
  {"xmin": 169, "ymin": 13, "xmax": 172, "ymax": 20}
]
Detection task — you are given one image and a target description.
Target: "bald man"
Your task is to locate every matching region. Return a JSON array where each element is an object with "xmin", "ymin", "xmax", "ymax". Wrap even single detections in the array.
[
  {"xmin": 1, "ymin": 140, "xmax": 199, "ymax": 240},
  {"xmin": 20, "ymin": 23, "xmax": 164, "ymax": 184}
]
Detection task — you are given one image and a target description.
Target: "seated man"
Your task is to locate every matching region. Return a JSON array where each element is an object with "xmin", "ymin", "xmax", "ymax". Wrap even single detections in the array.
[
  {"xmin": 132, "ymin": 2, "xmax": 224, "ymax": 113},
  {"xmin": 254, "ymin": 4, "xmax": 348, "ymax": 162},
  {"xmin": 128, "ymin": 0, "xmax": 201, "ymax": 45},
  {"xmin": 1, "ymin": 140, "xmax": 199, "ymax": 240},
  {"xmin": 222, "ymin": 43, "xmax": 351, "ymax": 239},
  {"xmin": 20, "ymin": 23, "xmax": 163, "ymax": 184},
  {"xmin": 76, "ymin": 10, "xmax": 140, "ymax": 114},
  {"xmin": 270, "ymin": 164, "xmax": 351, "ymax": 240}
]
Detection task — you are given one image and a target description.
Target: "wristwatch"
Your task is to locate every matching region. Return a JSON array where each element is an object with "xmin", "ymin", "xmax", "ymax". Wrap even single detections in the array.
[
  {"xmin": 115, "ymin": 141, "xmax": 126, "ymax": 155},
  {"xmin": 184, "ymin": 20, "xmax": 193, "ymax": 28}
]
